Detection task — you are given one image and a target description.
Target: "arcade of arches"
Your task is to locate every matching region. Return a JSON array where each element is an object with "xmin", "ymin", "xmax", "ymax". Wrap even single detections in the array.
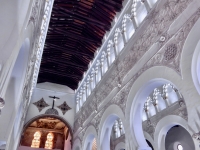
[{"xmin": 0, "ymin": 0, "xmax": 200, "ymax": 150}]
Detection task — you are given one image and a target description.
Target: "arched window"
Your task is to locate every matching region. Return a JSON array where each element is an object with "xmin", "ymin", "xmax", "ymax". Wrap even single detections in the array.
[
  {"xmin": 31, "ymin": 131, "xmax": 41, "ymax": 148},
  {"xmin": 45, "ymin": 133, "xmax": 54, "ymax": 149},
  {"xmin": 92, "ymin": 138, "xmax": 97, "ymax": 150}
]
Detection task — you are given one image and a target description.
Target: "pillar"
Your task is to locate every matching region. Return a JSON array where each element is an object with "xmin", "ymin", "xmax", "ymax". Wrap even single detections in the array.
[{"xmin": 141, "ymin": 0, "xmax": 151, "ymax": 12}]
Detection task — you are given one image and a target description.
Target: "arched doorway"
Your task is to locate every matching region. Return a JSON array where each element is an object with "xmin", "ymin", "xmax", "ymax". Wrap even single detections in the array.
[{"xmin": 19, "ymin": 115, "xmax": 73, "ymax": 150}]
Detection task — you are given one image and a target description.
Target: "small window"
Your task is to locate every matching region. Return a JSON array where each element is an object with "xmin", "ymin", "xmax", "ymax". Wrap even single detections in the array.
[
  {"xmin": 177, "ymin": 144, "xmax": 183, "ymax": 150},
  {"xmin": 45, "ymin": 133, "xmax": 54, "ymax": 149},
  {"xmin": 31, "ymin": 131, "xmax": 41, "ymax": 148}
]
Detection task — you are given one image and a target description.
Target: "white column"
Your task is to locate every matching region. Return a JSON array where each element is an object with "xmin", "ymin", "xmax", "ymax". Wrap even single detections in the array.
[
  {"xmin": 113, "ymin": 33, "xmax": 119, "ymax": 56},
  {"xmin": 131, "ymin": 15, "xmax": 138, "ymax": 29},
  {"xmin": 131, "ymin": 0, "xmax": 138, "ymax": 28},
  {"xmin": 100, "ymin": 60, "xmax": 104, "ymax": 77},
  {"xmin": 141, "ymin": 0, "xmax": 151, "ymax": 12},
  {"xmin": 95, "ymin": 63, "xmax": 100, "ymax": 83},
  {"xmin": 94, "ymin": 71, "xmax": 97, "ymax": 87},
  {"xmin": 101, "ymin": 52, "xmax": 106, "ymax": 74},
  {"xmin": 107, "ymin": 48, "xmax": 111, "ymax": 66},
  {"xmin": 91, "ymin": 68, "xmax": 96, "ymax": 88},
  {"xmin": 76, "ymin": 97, "xmax": 79, "ymax": 113},
  {"xmin": 87, "ymin": 77, "xmax": 91, "ymax": 96},
  {"xmin": 122, "ymin": 17, "xmax": 128, "ymax": 43},
  {"xmin": 90, "ymin": 74, "xmax": 94, "ymax": 90},
  {"xmin": 83, "ymin": 85, "xmax": 87, "ymax": 102},
  {"xmin": 151, "ymin": 97, "xmax": 159, "ymax": 113},
  {"xmin": 79, "ymin": 91, "xmax": 83, "ymax": 108},
  {"xmin": 113, "ymin": 43, "xmax": 118, "ymax": 57},
  {"xmin": 81, "ymin": 88, "xmax": 85, "ymax": 104},
  {"xmin": 122, "ymin": 30, "xmax": 127, "ymax": 45},
  {"xmin": 118, "ymin": 119, "xmax": 124, "ymax": 136},
  {"xmin": 86, "ymin": 86, "xmax": 88, "ymax": 100},
  {"xmin": 105, "ymin": 51, "xmax": 110, "ymax": 69},
  {"xmin": 144, "ymin": 101, "xmax": 149, "ymax": 119},
  {"xmin": 114, "ymin": 120, "xmax": 119, "ymax": 138},
  {"xmin": 162, "ymin": 94, "xmax": 170, "ymax": 107}
]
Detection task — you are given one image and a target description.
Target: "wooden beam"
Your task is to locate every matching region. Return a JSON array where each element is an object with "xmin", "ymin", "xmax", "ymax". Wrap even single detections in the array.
[
  {"xmin": 39, "ymin": 68, "xmax": 82, "ymax": 80},
  {"xmin": 41, "ymin": 57, "xmax": 87, "ymax": 69},
  {"xmin": 44, "ymin": 43, "xmax": 94, "ymax": 59}
]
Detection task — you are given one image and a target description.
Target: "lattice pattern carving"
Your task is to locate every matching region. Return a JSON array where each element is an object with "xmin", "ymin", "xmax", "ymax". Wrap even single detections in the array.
[
  {"xmin": 57, "ymin": 101, "xmax": 71, "ymax": 115},
  {"xmin": 33, "ymin": 98, "xmax": 49, "ymax": 112}
]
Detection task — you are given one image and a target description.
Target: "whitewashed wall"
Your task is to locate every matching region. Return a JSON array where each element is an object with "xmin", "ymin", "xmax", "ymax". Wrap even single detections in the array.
[{"xmin": 25, "ymin": 82, "xmax": 75, "ymax": 128}]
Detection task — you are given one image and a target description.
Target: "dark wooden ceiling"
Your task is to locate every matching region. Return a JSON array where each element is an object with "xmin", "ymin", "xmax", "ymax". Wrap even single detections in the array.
[{"xmin": 38, "ymin": 0, "xmax": 124, "ymax": 90}]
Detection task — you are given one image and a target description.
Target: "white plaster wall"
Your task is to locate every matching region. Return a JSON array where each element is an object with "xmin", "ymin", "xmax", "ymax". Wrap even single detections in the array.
[
  {"xmin": 0, "ymin": 1, "xmax": 34, "ymax": 148},
  {"xmin": 0, "ymin": 19, "xmax": 35, "ymax": 150},
  {"xmin": 25, "ymin": 82, "xmax": 75, "ymax": 128},
  {"xmin": 0, "ymin": 0, "xmax": 33, "ymax": 98},
  {"xmin": 0, "ymin": 0, "xmax": 32, "ymax": 64}
]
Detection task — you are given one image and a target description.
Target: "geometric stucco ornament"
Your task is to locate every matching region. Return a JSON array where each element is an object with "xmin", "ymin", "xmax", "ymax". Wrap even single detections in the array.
[
  {"xmin": 33, "ymin": 98, "xmax": 49, "ymax": 112},
  {"xmin": 57, "ymin": 101, "xmax": 71, "ymax": 115},
  {"xmin": 0, "ymin": 97, "xmax": 5, "ymax": 115},
  {"xmin": 164, "ymin": 44, "xmax": 178, "ymax": 62}
]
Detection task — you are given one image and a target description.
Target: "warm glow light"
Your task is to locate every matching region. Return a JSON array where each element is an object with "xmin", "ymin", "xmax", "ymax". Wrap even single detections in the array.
[
  {"xmin": 177, "ymin": 144, "xmax": 183, "ymax": 150},
  {"xmin": 45, "ymin": 133, "xmax": 54, "ymax": 149},
  {"xmin": 31, "ymin": 131, "xmax": 41, "ymax": 148}
]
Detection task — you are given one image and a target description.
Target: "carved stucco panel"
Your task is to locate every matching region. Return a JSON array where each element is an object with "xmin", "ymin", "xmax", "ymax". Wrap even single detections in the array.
[
  {"xmin": 73, "ymin": 0, "xmax": 195, "ymax": 139},
  {"xmin": 144, "ymin": 8, "xmax": 200, "ymax": 75}
]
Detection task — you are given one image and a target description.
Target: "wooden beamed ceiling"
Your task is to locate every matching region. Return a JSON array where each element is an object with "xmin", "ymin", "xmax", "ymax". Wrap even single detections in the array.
[{"xmin": 38, "ymin": 0, "xmax": 124, "ymax": 90}]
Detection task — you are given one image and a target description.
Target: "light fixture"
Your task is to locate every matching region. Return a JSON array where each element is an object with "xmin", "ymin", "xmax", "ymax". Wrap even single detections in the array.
[{"xmin": 177, "ymin": 144, "xmax": 183, "ymax": 150}]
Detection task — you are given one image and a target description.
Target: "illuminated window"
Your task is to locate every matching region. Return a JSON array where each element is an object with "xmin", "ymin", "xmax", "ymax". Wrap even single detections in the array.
[
  {"xmin": 92, "ymin": 138, "xmax": 97, "ymax": 150},
  {"xmin": 45, "ymin": 133, "xmax": 54, "ymax": 149},
  {"xmin": 177, "ymin": 144, "xmax": 183, "ymax": 150},
  {"xmin": 31, "ymin": 131, "xmax": 41, "ymax": 148}
]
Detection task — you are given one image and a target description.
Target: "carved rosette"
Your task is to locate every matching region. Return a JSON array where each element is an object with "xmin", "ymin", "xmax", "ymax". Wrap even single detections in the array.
[
  {"xmin": 164, "ymin": 44, "xmax": 177, "ymax": 62},
  {"xmin": 33, "ymin": 98, "xmax": 49, "ymax": 112}
]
